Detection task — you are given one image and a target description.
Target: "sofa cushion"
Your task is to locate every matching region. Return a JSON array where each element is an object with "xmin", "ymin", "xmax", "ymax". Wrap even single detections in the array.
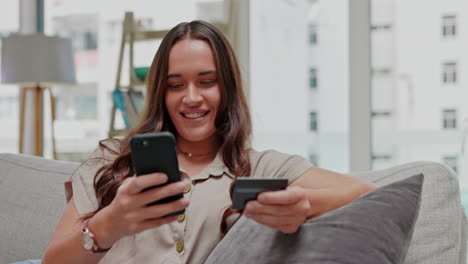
[
  {"xmin": 204, "ymin": 174, "xmax": 424, "ymax": 264},
  {"xmin": 0, "ymin": 153, "xmax": 80, "ymax": 264}
]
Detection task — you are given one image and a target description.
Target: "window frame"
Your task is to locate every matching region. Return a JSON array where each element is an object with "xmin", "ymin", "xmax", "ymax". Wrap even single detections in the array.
[
  {"xmin": 309, "ymin": 111, "xmax": 318, "ymax": 131},
  {"xmin": 309, "ymin": 23, "xmax": 318, "ymax": 45},
  {"xmin": 442, "ymin": 61, "xmax": 457, "ymax": 84},
  {"xmin": 442, "ymin": 155, "xmax": 458, "ymax": 174},
  {"xmin": 309, "ymin": 68, "xmax": 318, "ymax": 89},
  {"xmin": 442, "ymin": 14, "xmax": 457, "ymax": 37},
  {"xmin": 442, "ymin": 109, "xmax": 457, "ymax": 129}
]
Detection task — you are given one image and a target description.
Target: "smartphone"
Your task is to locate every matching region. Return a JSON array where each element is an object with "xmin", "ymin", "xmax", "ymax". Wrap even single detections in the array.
[
  {"xmin": 231, "ymin": 178, "xmax": 288, "ymax": 210},
  {"xmin": 130, "ymin": 132, "xmax": 184, "ymax": 216}
]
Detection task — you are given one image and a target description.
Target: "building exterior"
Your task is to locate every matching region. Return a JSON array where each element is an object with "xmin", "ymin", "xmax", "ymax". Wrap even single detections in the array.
[
  {"xmin": 372, "ymin": 0, "xmax": 467, "ymax": 189},
  {"xmin": 307, "ymin": 0, "xmax": 468, "ymax": 187}
]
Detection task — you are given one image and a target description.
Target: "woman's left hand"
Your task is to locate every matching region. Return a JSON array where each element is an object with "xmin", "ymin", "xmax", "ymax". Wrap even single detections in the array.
[{"xmin": 243, "ymin": 186, "xmax": 313, "ymax": 234}]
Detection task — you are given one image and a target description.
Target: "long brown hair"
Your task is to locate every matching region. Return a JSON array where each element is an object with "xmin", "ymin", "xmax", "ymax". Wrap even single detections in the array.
[{"xmin": 83, "ymin": 20, "xmax": 251, "ymax": 222}]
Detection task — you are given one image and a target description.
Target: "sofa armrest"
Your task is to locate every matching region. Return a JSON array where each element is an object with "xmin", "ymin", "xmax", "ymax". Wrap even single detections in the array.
[
  {"xmin": 0, "ymin": 153, "xmax": 80, "ymax": 263},
  {"xmin": 351, "ymin": 161, "xmax": 467, "ymax": 264}
]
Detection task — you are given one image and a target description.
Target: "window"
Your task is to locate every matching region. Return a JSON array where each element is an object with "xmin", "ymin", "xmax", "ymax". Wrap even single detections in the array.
[
  {"xmin": 371, "ymin": 67, "xmax": 392, "ymax": 76},
  {"xmin": 53, "ymin": 15, "xmax": 98, "ymax": 51},
  {"xmin": 106, "ymin": 17, "xmax": 153, "ymax": 45},
  {"xmin": 309, "ymin": 68, "xmax": 317, "ymax": 89},
  {"xmin": 0, "ymin": 1, "xmax": 19, "ymax": 154},
  {"xmin": 54, "ymin": 83, "xmax": 98, "ymax": 120},
  {"xmin": 442, "ymin": 15, "xmax": 456, "ymax": 37},
  {"xmin": 371, "ymin": 111, "xmax": 392, "ymax": 118},
  {"xmin": 308, "ymin": 153, "xmax": 318, "ymax": 165},
  {"xmin": 371, "ymin": 24, "xmax": 392, "ymax": 31},
  {"xmin": 0, "ymin": 96, "xmax": 18, "ymax": 121},
  {"xmin": 371, "ymin": 154, "xmax": 392, "ymax": 161},
  {"xmin": 442, "ymin": 109, "xmax": 457, "ymax": 129},
  {"xmin": 136, "ymin": 18, "xmax": 153, "ymax": 31},
  {"xmin": 309, "ymin": 24, "xmax": 318, "ymax": 45},
  {"xmin": 443, "ymin": 155, "xmax": 458, "ymax": 174},
  {"xmin": 84, "ymin": 31, "xmax": 97, "ymax": 50},
  {"xmin": 371, "ymin": 153, "xmax": 393, "ymax": 170},
  {"xmin": 309, "ymin": 111, "xmax": 318, "ymax": 131},
  {"xmin": 442, "ymin": 62, "xmax": 457, "ymax": 84},
  {"xmin": 71, "ymin": 30, "xmax": 97, "ymax": 51}
]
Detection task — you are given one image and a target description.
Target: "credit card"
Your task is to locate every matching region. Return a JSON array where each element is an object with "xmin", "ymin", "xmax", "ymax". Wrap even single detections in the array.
[{"xmin": 231, "ymin": 178, "xmax": 288, "ymax": 210}]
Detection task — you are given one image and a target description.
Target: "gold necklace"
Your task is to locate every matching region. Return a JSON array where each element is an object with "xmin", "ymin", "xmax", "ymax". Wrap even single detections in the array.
[{"xmin": 177, "ymin": 149, "xmax": 217, "ymax": 158}]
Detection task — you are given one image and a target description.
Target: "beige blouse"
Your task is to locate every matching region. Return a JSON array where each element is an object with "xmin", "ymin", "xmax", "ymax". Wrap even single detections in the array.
[{"xmin": 71, "ymin": 141, "xmax": 313, "ymax": 264}]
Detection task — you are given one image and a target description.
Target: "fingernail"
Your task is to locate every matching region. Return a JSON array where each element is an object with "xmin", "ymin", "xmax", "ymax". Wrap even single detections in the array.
[
  {"xmin": 178, "ymin": 182, "xmax": 186, "ymax": 190},
  {"xmin": 159, "ymin": 174, "xmax": 168, "ymax": 182}
]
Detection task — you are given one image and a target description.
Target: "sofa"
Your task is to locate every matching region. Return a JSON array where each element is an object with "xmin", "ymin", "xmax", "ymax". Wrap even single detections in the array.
[{"xmin": 0, "ymin": 153, "xmax": 467, "ymax": 263}]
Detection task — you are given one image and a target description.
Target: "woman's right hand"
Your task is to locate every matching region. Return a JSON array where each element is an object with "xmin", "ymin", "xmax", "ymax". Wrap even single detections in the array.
[{"xmin": 90, "ymin": 173, "xmax": 189, "ymax": 249}]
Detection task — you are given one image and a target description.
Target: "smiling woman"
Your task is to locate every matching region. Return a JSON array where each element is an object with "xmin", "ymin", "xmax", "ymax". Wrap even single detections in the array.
[{"xmin": 41, "ymin": 20, "xmax": 376, "ymax": 264}]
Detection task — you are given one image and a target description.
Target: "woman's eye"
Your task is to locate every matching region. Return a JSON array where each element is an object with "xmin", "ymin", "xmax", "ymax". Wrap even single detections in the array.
[
  {"xmin": 168, "ymin": 83, "xmax": 184, "ymax": 89},
  {"xmin": 200, "ymin": 80, "xmax": 216, "ymax": 86}
]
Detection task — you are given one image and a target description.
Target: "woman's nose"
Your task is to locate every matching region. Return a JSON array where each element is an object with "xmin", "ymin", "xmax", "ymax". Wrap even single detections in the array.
[{"xmin": 182, "ymin": 84, "xmax": 203, "ymax": 106}]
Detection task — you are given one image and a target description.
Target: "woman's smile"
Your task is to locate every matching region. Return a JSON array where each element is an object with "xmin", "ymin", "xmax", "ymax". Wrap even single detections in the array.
[{"xmin": 180, "ymin": 110, "xmax": 210, "ymax": 120}]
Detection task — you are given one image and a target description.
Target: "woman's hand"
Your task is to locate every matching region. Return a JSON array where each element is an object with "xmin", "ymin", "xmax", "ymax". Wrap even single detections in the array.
[
  {"xmin": 243, "ymin": 186, "xmax": 313, "ymax": 234},
  {"xmin": 243, "ymin": 177, "xmax": 377, "ymax": 234},
  {"xmin": 90, "ymin": 173, "xmax": 189, "ymax": 249}
]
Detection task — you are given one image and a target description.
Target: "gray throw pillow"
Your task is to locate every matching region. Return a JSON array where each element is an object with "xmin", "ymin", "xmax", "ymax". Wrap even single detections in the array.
[{"xmin": 204, "ymin": 174, "xmax": 424, "ymax": 264}]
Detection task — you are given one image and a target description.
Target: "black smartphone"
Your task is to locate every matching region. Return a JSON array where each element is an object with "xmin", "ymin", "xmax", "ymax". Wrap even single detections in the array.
[
  {"xmin": 231, "ymin": 178, "xmax": 288, "ymax": 210},
  {"xmin": 130, "ymin": 131, "xmax": 184, "ymax": 216}
]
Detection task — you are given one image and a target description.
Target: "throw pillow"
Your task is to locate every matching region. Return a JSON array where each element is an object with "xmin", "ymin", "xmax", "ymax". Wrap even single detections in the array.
[{"xmin": 204, "ymin": 174, "xmax": 424, "ymax": 264}]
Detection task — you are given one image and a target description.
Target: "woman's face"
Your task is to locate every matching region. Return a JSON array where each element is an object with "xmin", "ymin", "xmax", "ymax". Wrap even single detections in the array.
[{"xmin": 165, "ymin": 38, "xmax": 221, "ymax": 143}]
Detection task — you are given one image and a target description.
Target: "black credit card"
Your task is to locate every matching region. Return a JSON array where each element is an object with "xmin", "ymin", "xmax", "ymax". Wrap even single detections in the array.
[{"xmin": 231, "ymin": 178, "xmax": 288, "ymax": 210}]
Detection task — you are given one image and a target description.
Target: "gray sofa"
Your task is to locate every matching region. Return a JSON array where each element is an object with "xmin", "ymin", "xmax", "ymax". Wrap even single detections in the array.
[{"xmin": 0, "ymin": 153, "xmax": 467, "ymax": 264}]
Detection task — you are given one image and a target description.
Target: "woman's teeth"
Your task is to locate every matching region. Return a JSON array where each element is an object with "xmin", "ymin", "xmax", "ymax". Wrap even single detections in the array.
[{"xmin": 184, "ymin": 112, "xmax": 205, "ymax": 119}]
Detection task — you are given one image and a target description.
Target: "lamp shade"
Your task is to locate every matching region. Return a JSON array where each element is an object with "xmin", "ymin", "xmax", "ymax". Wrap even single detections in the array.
[{"xmin": 1, "ymin": 34, "xmax": 76, "ymax": 85}]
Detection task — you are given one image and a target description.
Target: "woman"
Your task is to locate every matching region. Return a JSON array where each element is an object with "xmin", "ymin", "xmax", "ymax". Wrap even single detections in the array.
[{"xmin": 42, "ymin": 20, "xmax": 376, "ymax": 264}]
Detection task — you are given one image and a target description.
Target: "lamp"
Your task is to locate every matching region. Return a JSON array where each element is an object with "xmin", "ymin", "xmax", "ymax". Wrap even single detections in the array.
[{"xmin": 1, "ymin": 33, "xmax": 76, "ymax": 158}]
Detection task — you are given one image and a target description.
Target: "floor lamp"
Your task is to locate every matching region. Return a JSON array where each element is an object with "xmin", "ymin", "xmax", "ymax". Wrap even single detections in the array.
[{"xmin": 1, "ymin": 33, "xmax": 76, "ymax": 159}]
